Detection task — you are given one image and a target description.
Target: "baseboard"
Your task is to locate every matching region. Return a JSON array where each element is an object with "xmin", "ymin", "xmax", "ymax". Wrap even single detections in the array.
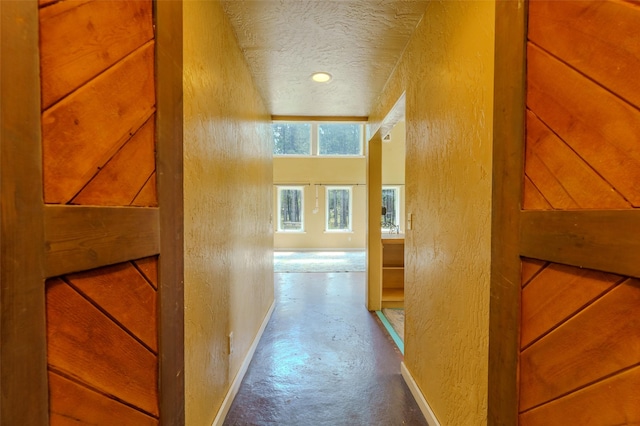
[
  {"xmin": 401, "ymin": 362, "xmax": 441, "ymax": 426},
  {"xmin": 211, "ymin": 301, "xmax": 276, "ymax": 426}
]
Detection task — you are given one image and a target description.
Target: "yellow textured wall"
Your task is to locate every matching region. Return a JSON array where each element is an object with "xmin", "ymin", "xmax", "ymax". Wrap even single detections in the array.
[
  {"xmin": 273, "ymin": 157, "xmax": 366, "ymax": 249},
  {"xmin": 369, "ymin": 2, "xmax": 495, "ymax": 425},
  {"xmin": 183, "ymin": 1, "xmax": 274, "ymax": 424},
  {"xmin": 381, "ymin": 121, "xmax": 406, "ymax": 232}
]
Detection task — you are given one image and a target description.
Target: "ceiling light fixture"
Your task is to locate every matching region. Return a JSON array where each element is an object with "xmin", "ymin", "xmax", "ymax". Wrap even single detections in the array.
[{"xmin": 311, "ymin": 72, "xmax": 332, "ymax": 83}]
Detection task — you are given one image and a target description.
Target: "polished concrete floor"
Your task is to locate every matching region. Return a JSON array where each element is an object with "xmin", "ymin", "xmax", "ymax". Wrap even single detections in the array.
[{"xmin": 223, "ymin": 272, "xmax": 428, "ymax": 426}]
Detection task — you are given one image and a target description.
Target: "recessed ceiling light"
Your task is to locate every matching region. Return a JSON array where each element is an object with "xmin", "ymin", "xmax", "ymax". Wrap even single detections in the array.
[{"xmin": 311, "ymin": 72, "xmax": 332, "ymax": 83}]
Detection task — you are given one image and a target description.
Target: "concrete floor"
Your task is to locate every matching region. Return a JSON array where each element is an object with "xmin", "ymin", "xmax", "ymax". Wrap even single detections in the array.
[{"xmin": 223, "ymin": 272, "xmax": 428, "ymax": 426}]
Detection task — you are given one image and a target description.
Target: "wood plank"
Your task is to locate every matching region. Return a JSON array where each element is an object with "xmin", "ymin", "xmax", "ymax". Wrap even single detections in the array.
[
  {"xmin": 522, "ymin": 176, "xmax": 552, "ymax": 210},
  {"xmin": 40, "ymin": 0, "xmax": 153, "ymax": 108},
  {"xmin": 133, "ymin": 257, "xmax": 158, "ymax": 290},
  {"xmin": 521, "ymin": 258, "xmax": 547, "ymax": 287},
  {"xmin": 524, "ymin": 138, "xmax": 579, "ymax": 209},
  {"xmin": 66, "ymin": 263, "xmax": 158, "ymax": 352},
  {"xmin": 521, "ymin": 263, "xmax": 620, "ymax": 348},
  {"xmin": 527, "ymin": 43, "xmax": 640, "ymax": 206},
  {"xmin": 519, "ymin": 365, "xmax": 640, "ymax": 426},
  {"xmin": 520, "ymin": 278, "xmax": 640, "ymax": 411},
  {"xmin": 382, "ymin": 288, "xmax": 404, "ymax": 302},
  {"xmin": 528, "ymin": 0, "xmax": 640, "ymax": 111},
  {"xmin": 49, "ymin": 371, "xmax": 158, "ymax": 426},
  {"xmin": 520, "ymin": 209, "xmax": 640, "ymax": 279},
  {"xmin": 488, "ymin": 1, "xmax": 527, "ymax": 424},
  {"xmin": 72, "ymin": 115, "xmax": 156, "ymax": 206},
  {"xmin": 42, "ymin": 41, "xmax": 156, "ymax": 204},
  {"xmin": 46, "ymin": 279, "xmax": 159, "ymax": 416},
  {"xmin": 132, "ymin": 171, "xmax": 159, "ymax": 207},
  {"xmin": 0, "ymin": 1, "xmax": 49, "ymax": 424},
  {"xmin": 155, "ymin": 0, "xmax": 185, "ymax": 422},
  {"xmin": 44, "ymin": 205, "xmax": 160, "ymax": 278},
  {"xmin": 525, "ymin": 111, "xmax": 630, "ymax": 209}
]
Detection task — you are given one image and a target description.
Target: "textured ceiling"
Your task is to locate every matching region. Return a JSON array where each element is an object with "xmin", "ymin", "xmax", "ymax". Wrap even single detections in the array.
[{"xmin": 221, "ymin": 1, "xmax": 430, "ymax": 118}]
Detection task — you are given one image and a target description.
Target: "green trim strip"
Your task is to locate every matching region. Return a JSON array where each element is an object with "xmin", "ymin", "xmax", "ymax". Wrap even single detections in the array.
[{"xmin": 375, "ymin": 310, "xmax": 404, "ymax": 354}]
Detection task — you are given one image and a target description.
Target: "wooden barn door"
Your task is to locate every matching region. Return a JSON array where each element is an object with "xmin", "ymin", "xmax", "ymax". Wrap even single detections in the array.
[
  {"xmin": 491, "ymin": 1, "xmax": 640, "ymax": 424},
  {"xmin": 1, "ymin": 1, "xmax": 183, "ymax": 424}
]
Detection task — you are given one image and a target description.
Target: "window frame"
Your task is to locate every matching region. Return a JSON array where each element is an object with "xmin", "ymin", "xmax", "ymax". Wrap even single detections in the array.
[
  {"xmin": 381, "ymin": 186, "xmax": 401, "ymax": 233},
  {"xmin": 272, "ymin": 121, "xmax": 365, "ymax": 158},
  {"xmin": 276, "ymin": 186, "xmax": 305, "ymax": 232},
  {"xmin": 317, "ymin": 123, "xmax": 364, "ymax": 157},
  {"xmin": 271, "ymin": 122, "xmax": 312, "ymax": 156},
  {"xmin": 325, "ymin": 186, "xmax": 353, "ymax": 232}
]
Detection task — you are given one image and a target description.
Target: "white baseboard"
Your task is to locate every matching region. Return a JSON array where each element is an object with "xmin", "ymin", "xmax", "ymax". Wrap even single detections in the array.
[
  {"xmin": 211, "ymin": 301, "xmax": 276, "ymax": 426},
  {"xmin": 401, "ymin": 362, "xmax": 441, "ymax": 426}
]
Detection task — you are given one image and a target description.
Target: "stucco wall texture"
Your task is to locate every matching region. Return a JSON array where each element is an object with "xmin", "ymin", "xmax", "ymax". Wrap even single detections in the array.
[
  {"xmin": 183, "ymin": 2, "xmax": 274, "ymax": 424},
  {"xmin": 369, "ymin": 2, "xmax": 495, "ymax": 425}
]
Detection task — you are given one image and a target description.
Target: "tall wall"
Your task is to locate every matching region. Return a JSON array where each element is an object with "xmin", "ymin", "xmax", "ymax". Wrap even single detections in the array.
[
  {"xmin": 369, "ymin": 2, "xmax": 495, "ymax": 425},
  {"xmin": 273, "ymin": 157, "xmax": 366, "ymax": 249},
  {"xmin": 183, "ymin": 2, "xmax": 274, "ymax": 424}
]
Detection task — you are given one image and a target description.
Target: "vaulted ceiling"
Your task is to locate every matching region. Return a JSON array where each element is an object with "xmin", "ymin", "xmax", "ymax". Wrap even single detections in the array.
[{"xmin": 221, "ymin": 1, "xmax": 430, "ymax": 118}]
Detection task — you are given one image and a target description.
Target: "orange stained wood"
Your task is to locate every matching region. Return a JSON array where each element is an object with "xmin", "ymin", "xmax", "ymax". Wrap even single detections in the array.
[
  {"xmin": 521, "ymin": 264, "xmax": 621, "ymax": 348},
  {"xmin": 49, "ymin": 371, "xmax": 158, "ymax": 425},
  {"xmin": 519, "ymin": 365, "xmax": 640, "ymax": 426},
  {"xmin": 66, "ymin": 262, "xmax": 158, "ymax": 351},
  {"xmin": 39, "ymin": 0, "xmax": 153, "ymax": 109},
  {"xmin": 527, "ymin": 43, "xmax": 640, "ymax": 206},
  {"xmin": 522, "ymin": 176, "xmax": 552, "ymax": 210},
  {"xmin": 519, "ymin": 278, "xmax": 640, "ymax": 411},
  {"xmin": 520, "ymin": 258, "xmax": 547, "ymax": 287},
  {"xmin": 524, "ymin": 111, "xmax": 631, "ymax": 209},
  {"xmin": 132, "ymin": 171, "xmax": 159, "ymax": 207},
  {"xmin": 133, "ymin": 256, "xmax": 159, "ymax": 290},
  {"xmin": 46, "ymin": 278, "xmax": 159, "ymax": 416},
  {"xmin": 528, "ymin": 0, "xmax": 640, "ymax": 111},
  {"xmin": 42, "ymin": 41, "xmax": 156, "ymax": 204},
  {"xmin": 72, "ymin": 115, "xmax": 156, "ymax": 206}
]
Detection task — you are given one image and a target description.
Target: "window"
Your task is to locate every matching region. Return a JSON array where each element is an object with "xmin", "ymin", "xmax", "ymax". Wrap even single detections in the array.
[
  {"xmin": 318, "ymin": 123, "xmax": 363, "ymax": 156},
  {"xmin": 326, "ymin": 187, "xmax": 352, "ymax": 231},
  {"xmin": 382, "ymin": 187, "xmax": 400, "ymax": 233},
  {"xmin": 277, "ymin": 187, "xmax": 304, "ymax": 232},
  {"xmin": 272, "ymin": 123, "xmax": 311, "ymax": 155},
  {"xmin": 272, "ymin": 121, "xmax": 364, "ymax": 157}
]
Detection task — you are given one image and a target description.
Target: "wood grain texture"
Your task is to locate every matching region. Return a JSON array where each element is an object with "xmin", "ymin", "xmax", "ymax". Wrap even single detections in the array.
[
  {"xmin": 527, "ymin": 43, "xmax": 640, "ymax": 206},
  {"xmin": 520, "ymin": 278, "xmax": 640, "ymax": 411},
  {"xmin": 525, "ymin": 111, "xmax": 630, "ymax": 209},
  {"xmin": 489, "ymin": 1, "xmax": 527, "ymax": 424},
  {"xmin": 1, "ymin": 1, "xmax": 49, "ymax": 424},
  {"xmin": 72, "ymin": 115, "xmax": 156, "ymax": 206},
  {"xmin": 522, "ymin": 176, "xmax": 552, "ymax": 210},
  {"xmin": 519, "ymin": 365, "xmax": 640, "ymax": 426},
  {"xmin": 40, "ymin": 0, "xmax": 153, "ymax": 109},
  {"xmin": 46, "ymin": 279, "xmax": 159, "ymax": 416},
  {"xmin": 44, "ymin": 205, "xmax": 160, "ymax": 278},
  {"xmin": 520, "ymin": 209, "xmax": 640, "ymax": 279},
  {"xmin": 155, "ymin": 0, "xmax": 185, "ymax": 422},
  {"xmin": 521, "ymin": 258, "xmax": 547, "ymax": 287},
  {"xmin": 133, "ymin": 257, "xmax": 158, "ymax": 290},
  {"xmin": 521, "ymin": 263, "xmax": 620, "ymax": 348},
  {"xmin": 66, "ymin": 262, "xmax": 158, "ymax": 351},
  {"xmin": 132, "ymin": 171, "xmax": 159, "ymax": 207},
  {"xmin": 49, "ymin": 371, "xmax": 158, "ymax": 425},
  {"xmin": 528, "ymin": 0, "xmax": 640, "ymax": 111},
  {"xmin": 42, "ymin": 41, "xmax": 156, "ymax": 204}
]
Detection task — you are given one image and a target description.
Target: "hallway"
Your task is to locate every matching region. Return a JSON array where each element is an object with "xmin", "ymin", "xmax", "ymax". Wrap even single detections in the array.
[{"xmin": 223, "ymin": 272, "xmax": 428, "ymax": 425}]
